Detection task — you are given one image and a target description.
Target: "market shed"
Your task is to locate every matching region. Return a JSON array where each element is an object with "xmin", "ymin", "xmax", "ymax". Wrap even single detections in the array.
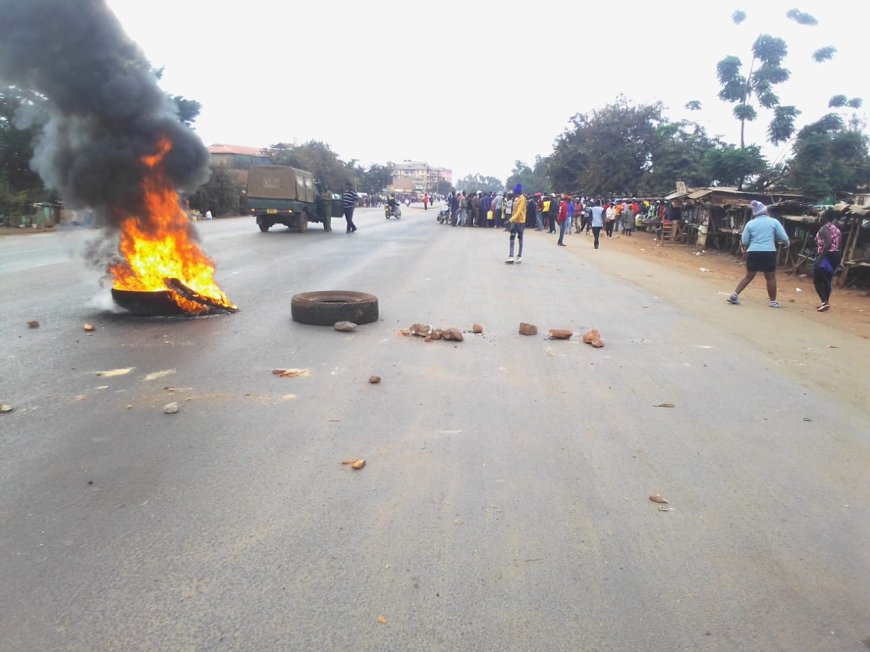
[
  {"xmin": 662, "ymin": 186, "xmax": 804, "ymax": 251},
  {"xmin": 835, "ymin": 203, "xmax": 870, "ymax": 289}
]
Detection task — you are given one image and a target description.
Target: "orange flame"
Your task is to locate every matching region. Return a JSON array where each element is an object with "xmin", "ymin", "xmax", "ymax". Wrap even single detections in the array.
[{"xmin": 109, "ymin": 138, "xmax": 236, "ymax": 313}]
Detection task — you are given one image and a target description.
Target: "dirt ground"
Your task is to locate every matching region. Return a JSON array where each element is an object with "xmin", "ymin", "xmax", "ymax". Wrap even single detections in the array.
[{"xmin": 585, "ymin": 226, "xmax": 870, "ymax": 340}]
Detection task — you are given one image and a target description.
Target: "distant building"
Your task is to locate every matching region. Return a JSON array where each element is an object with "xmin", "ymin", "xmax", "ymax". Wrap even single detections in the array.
[
  {"xmin": 390, "ymin": 160, "xmax": 451, "ymax": 194},
  {"xmin": 207, "ymin": 144, "xmax": 271, "ymax": 186}
]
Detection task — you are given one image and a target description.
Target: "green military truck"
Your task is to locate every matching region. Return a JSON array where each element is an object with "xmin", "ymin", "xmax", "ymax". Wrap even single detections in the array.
[{"xmin": 246, "ymin": 165, "xmax": 340, "ymax": 232}]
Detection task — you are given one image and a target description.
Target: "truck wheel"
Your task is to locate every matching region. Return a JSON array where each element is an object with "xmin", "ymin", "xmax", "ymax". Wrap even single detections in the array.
[
  {"xmin": 257, "ymin": 216, "xmax": 270, "ymax": 232},
  {"xmin": 323, "ymin": 215, "xmax": 331, "ymax": 232},
  {"xmin": 291, "ymin": 291, "xmax": 379, "ymax": 326}
]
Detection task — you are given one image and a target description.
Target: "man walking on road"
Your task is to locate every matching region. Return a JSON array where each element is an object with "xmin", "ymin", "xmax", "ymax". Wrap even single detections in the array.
[
  {"xmin": 589, "ymin": 200, "xmax": 605, "ymax": 249},
  {"xmin": 505, "ymin": 184, "xmax": 527, "ymax": 264},
  {"xmin": 343, "ymin": 183, "xmax": 358, "ymax": 233},
  {"xmin": 728, "ymin": 200, "xmax": 789, "ymax": 307}
]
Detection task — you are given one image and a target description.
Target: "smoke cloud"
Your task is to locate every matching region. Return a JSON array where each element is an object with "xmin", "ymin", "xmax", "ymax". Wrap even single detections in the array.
[{"xmin": 0, "ymin": 0, "xmax": 209, "ymax": 227}]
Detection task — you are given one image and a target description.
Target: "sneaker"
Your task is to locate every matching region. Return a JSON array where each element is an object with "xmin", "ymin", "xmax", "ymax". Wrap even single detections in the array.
[
  {"xmin": 727, "ymin": 293, "xmax": 740, "ymax": 305},
  {"xmin": 769, "ymin": 300, "xmax": 781, "ymax": 308},
  {"xmin": 515, "ymin": 256, "xmax": 522, "ymax": 264},
  {"xmin": 817, "ymin": 303, "xmax": 830, "ymax": 312},
  {"xmin": 505, "ymin": 256, "xmax": 515, "ymax": 264}
]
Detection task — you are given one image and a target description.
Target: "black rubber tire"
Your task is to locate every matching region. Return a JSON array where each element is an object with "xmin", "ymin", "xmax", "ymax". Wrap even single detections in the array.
[
  {"xmin": 257, "ymin": 216, "xmax": 270, "ymax": 232},
  {"xmin": 291, "ymin": 291, "xmax": 379, "ymax": 326}
]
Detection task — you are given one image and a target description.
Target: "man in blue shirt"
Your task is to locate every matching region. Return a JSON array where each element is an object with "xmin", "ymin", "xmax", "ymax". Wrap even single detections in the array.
[{"xmin": 728, "ymin": 201, "xmax": 790, "ymax": 308}]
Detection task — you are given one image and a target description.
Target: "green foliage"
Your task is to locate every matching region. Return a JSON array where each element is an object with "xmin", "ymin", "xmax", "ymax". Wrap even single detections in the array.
[
  {"xmin": 787, "ymin": 115, "xmax": 870, "ymax": 201},
  {"xmin": 828, "ymin": 95, "xmax": 848, "ymax": 108},
  {"xmin": 701, "ymin": 144, "xmax": 767, "ymax": 188},
  {"xmin": 457, "ymin": 172, "xmax": 509, "ymax": 193},
  {"xmin": 0, "ymin": 86, "xmax": 52, "ymax": 214},
  {"xmin": 268, "ymin": 140, "xmax": 355, "ymax": 191},
  {"xmin": 812, "ymin": 46, "xmax": 836, "ymax": 63},
  {"xmin": 684, "ymin": 100, "xmax": 702, "ymax": 111},
  {"xmin": 188, "ymin": 165, "xmax": 241, "ymax": 216},
  {"xmin": 358, "ymin": 164, "xmax": 394, "ymax": 195},
  {"xmin": 171, "ymin": 95, "xmax": 201, "ymax": 126},
  {"xmin": 731, "ymin": 10, "xmax": 746, "ymax": 24},
  {"xmin": 786, "ymin": 9, "xmax": 818, "ymax": 26},
  {"xmin": 733, "ymin": 104, "xmax": 758, "ymax": 122},
  {"xmin": 752, "ymin": 35, "xmax": 788, "ymax": 65},
  {"xmin": 768, "ymin": 105, "xmax": 800, "ymax": 144},
  {"xmin": 548, "ymin": 97, "xmax": 692, "ymax": 196}
]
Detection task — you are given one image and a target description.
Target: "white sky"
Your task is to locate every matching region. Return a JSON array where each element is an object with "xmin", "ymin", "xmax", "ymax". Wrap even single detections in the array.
[{"xmin": 105, "ymin": 0, "xmax": 867, "ymax": 183}]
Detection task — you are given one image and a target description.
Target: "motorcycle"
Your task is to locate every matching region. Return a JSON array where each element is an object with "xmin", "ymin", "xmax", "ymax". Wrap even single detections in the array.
[
  {"xmin": 384, "ymin": 203, "xmax": 402, "ymax": 219},
  {"xmin": 436, "ymin": 207, "xmax": 451, "ymax": 224}
]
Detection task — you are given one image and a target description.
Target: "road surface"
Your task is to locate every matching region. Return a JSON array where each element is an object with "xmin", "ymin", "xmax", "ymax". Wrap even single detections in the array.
[{"xmin": 1, "ymin": 207, "xmax": 868, "ymax": 651}]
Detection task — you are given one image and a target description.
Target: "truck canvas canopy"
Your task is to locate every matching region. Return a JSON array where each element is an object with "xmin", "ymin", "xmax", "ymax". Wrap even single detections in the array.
[{"xmin": 247, "ymin": 166, "xmax": 315, "ymax": 203}]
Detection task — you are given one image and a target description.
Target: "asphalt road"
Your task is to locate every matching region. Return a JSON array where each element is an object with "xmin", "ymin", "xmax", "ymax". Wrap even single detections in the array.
[{"xmin": 1, "ymin": 207, "xmax": 868, "ymax": 651}]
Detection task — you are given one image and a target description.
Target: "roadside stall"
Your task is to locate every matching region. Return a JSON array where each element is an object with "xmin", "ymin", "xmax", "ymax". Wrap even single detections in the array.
[{"xmin": 836, "ymin": 203, "xmax": 870, "ymax": 290}]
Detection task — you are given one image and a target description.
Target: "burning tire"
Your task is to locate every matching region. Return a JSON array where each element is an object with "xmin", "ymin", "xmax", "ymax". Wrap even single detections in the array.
[{"xmin": 291, "ymin": 291, "xmax": 379, "ymax": 326}]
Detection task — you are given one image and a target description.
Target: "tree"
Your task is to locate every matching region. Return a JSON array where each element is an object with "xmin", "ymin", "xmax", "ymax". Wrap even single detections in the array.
[
  {"xmin": 786, "ymin": 114, "xmax": 870, "ymax": 202},
  {"xmin": 701, "ymin": 143, "xmax": 768, "ymax": 188},
  {"xmin": 0, "ymin": 86, "xmax": 52, "ymax": 215},
  {"xmin": 268, "ymin": 140, "xmax": 354, "ymax": 192},
  {"xmin": 358, "ymin": 163, "xmax": 393, "ymax": 195},
  {"xmin": 645, "ymin": 121, "xmax": 717, "ymax": 192},
  {"xmin": 716, "ymin": 9, "xmax": 838, "ymax": 150},
  {"xmin": 188, "ymin": 165, "xmax": 241, "ymax": 217},
  {"xmin": 549, "ymin": 98, "xmax": 667, "ymax": 196},
  {"xmin": 456, "ymin": 173, "xmax": 506, "ymax": 193}
]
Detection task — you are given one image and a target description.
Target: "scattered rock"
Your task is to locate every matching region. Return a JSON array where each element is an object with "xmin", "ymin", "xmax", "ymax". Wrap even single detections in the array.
[
  {"xmin": 582, "ymin": 329, "xmax": 604, "ymax": 348},
  {"xmin": 163, "ymin": 402, "xmax": 179, "ymax": 414},
  {"xmin": 410, "ymin": 323, "xmax": 432, "ymax": 337},
  {"xmin": 125, "ymin": 404, "xmax": 133, "ymax": 410},
  {"xmin": 424, "ymin": 335, "xmax": 433, "ymax": 342},
  {"xmin": 342, "ymin": 458, "xmax": 366, "ymax": 470},
  {"xmin": 377, "ymin": 615, "xmax": 387, "ymax": 624},
  {"xmin": 368, "ymin": 375, "xmax": 381, "ymax": 384},
  {"xmin": 472, "ymin": 323, "xmax": 483, "ymax": 334},
  {"xmin": 442, "ymin": 328, "xmax": 463, "ymax": 341},
  {"xmin": 649, "ymin": 494, "xmax": 669, "ymax": 504},
  {"xmin": 0, "ymin": 404, "xmax": 13, "ymax": 414},
  {"xmin": 654, "ymin": 403, "xmax": 675, "ymax": 408},
  {"xmin": 658, "ymin": 506, "xmax": 672, "ymax": 512},
  {"xmin": 27, "ymin": 320, "xmax": 40, "ymax": 329},
  {"xmin": 83, "ymin": 323, "xmax": 96, "ymax": 332},
  {"xmin": 519, "ymin": 322, "xmax": 538, "ymax": 336},
  {"xmin": 272, "ymin": 368, "xmax": 311, "ymax": 378},
  {"xmin": 334, "ymin": 321, "xmax": 357, "ymax": 332},
  {"xmin": 548, "ymin": 329, "xmax": 573, "ymax": 340},
  {"xmin": 430, "ymin": 329, "xmax": 443, "ymax": 340}
]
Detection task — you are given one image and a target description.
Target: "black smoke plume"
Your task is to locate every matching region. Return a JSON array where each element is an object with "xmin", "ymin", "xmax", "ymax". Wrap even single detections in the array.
[{"xmin": 0, "ymin": 0, "xmax": 209, "ymax": 228}]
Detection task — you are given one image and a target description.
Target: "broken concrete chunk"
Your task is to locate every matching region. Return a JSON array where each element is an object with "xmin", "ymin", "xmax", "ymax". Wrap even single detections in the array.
[
  {"xmin": 649, "ymin": 494, "xmax": 669, "ymax": 504},
  {"xmin": 472, "ymin": 323, "xmax": 483, "ymax": 334},
  {"xmin": 334, "ymin": 321, "xmax": 357, "ymax": 332},
  {"xmin": 519, "ymin": 322, "xmax": 538, "ymax": 336},
  {"xmin": 0, "ymin": 404, "xmax": 13, "ymax": 414},
  {"xmin": 548, "ymin": 329, "xmax": 573, "ymax": 340},
  {"xmin": 430, "ymin": 329, "xmax": 443, "ymax": 340},
  {"xmin": 368, "ymin": 375, "xmax": 382, "ymax": 384},
  {"xmin": 83, "ymin": 323, "xmax": 96, "ymax": 332},
  {"xmin": 163, "ymin": 402, "xmax": 179, "ymax": 414},
  {"xmin": 27, "ymin": 320, "xmax": 40, "ymax": 329},
  {"xmin": 582, "ymin": 329, "xmax": 604, "ymax": 348}
]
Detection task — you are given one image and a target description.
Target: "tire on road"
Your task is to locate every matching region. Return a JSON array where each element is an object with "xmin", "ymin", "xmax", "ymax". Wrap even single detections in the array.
[{"xmin": 291, "ymin": 291, "xmax": 379, "ymax": 326}]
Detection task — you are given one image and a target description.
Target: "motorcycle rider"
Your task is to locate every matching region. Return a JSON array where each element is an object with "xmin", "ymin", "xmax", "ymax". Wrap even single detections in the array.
[{"xmin": 386, "ymin": 193, "xmax": 399, "ymax": 218}]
